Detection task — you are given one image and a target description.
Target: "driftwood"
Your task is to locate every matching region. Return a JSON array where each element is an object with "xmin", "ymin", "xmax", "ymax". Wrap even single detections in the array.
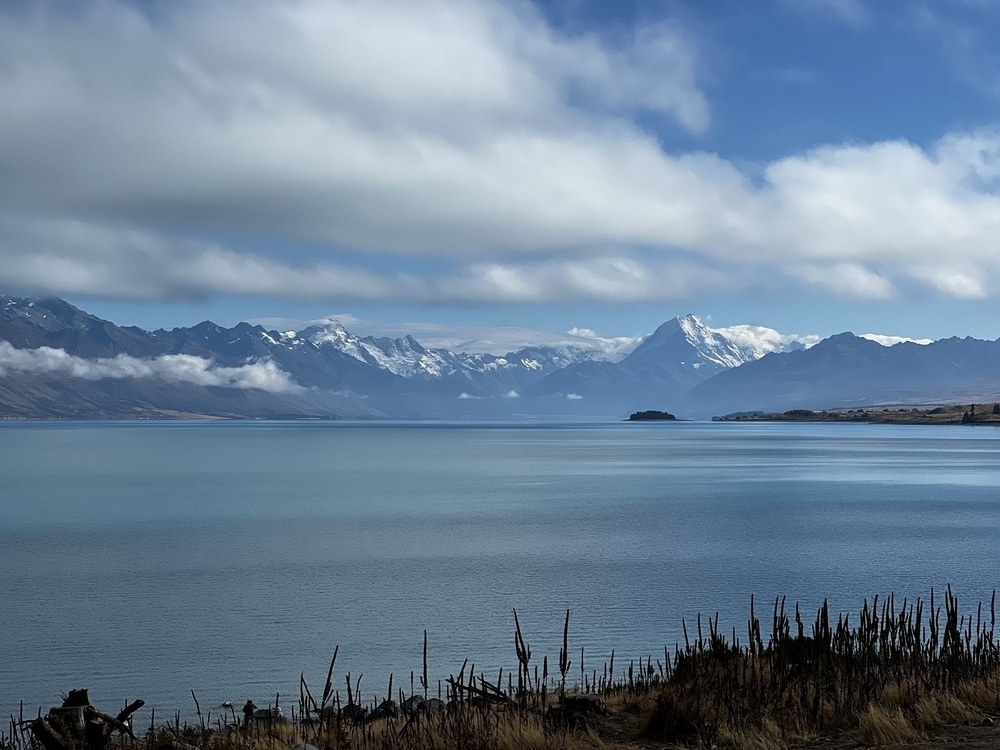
[{"xmin": 28, "ymin": 689, "xmax": 144, "ymax": 750}]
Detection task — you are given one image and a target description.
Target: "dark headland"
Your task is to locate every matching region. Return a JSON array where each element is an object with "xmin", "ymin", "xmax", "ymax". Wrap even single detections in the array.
[{"xmin": 714, "ymin": 403, "xmax": 1000, "ymax": 424}]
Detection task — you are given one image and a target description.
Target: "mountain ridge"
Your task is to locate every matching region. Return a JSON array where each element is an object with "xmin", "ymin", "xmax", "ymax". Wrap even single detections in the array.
[
  {"xmin": 690, "ymin": 331, "xmax": 1000, "ymax": 414},
  {"xmin": 1, "ymin": 295, "xmax": 995, "ymax": 419}
]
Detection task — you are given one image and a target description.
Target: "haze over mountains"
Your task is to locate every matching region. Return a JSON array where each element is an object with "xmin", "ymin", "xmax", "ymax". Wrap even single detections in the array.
[{"xmin": 0, "ymin": 295, "xmax": 996, "ymax": 420}]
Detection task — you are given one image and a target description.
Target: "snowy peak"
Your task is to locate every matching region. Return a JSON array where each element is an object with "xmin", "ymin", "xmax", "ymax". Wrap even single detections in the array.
[
  {"xmin": 625, "ymin": 314, "xmax": 818, "ymax": 370},
  {"xmin": 302, "ymin": 320, "xmax": 442, "ymax": 377},
  {"xmin": 625, "ymin": 314, "xmax": 756, "ymax": 371},
  {"xmin": 298, "ymin": 319, "xmax": 598, "ymax": 383},
  {"xmin": 677, "ymin": 314, "xmax": 756, "ymax": 368}
]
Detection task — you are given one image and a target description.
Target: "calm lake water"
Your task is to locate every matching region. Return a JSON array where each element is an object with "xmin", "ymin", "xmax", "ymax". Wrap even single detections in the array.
[{"xmin": 3, "ymin": 420, "xmax": 1000, "ymax": 721}]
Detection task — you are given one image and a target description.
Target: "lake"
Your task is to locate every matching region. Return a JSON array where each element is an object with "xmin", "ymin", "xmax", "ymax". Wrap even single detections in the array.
[{"xmin": 3, "ymin": 420, "xmax": 1000, "ymax": 722}]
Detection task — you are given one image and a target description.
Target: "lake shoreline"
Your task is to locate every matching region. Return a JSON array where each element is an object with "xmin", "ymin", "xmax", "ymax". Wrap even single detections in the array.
[{"xmin": 714, "ymin": 403, "xmax": 1000, "ymax": 425}]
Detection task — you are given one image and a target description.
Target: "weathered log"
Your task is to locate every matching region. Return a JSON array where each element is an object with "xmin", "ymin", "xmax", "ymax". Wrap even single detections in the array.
[
  {"xmin": 28, "ymin": 690, "xmax": 143, "ymax": 750},
  {"xmin": 85, "ymin": 707, "xmax": 138, "ymax": 740},
  {"xmin": 63, "ymin": 690, "xmax": 90, "ymax": 708},
  {"xmin": 445, "ymin": 677, "xmax": 511, "ymax": 704},
  {"xmin": 84, "ymin": 717, "xmax": 110, "ymax": 750},
  {"xmin": 47, "ymin": 706, "xmax": 85, "ymax": 733},
  {"xmin": 116, "ymin": 699, "xmax": 145, "ymax": 724},
  {"xmin": 27, "ymin": 716, "xmax": 71, "ymax": 750}
]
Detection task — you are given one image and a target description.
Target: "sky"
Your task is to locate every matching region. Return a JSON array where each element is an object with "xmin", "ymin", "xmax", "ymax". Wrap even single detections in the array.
[{"xmin": 3, "ymin": 0, "xmax": 1000, "ymax": 344}]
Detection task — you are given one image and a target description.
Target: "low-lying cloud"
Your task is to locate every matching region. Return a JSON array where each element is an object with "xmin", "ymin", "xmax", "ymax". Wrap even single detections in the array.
[
  {"xmin": 0, "ymin": 343, "xmax": 303, "ymax": 393},
  {"xmin": 859, "ymin": 334, "xmax": 933, "ymax": 347},
  {"xmin": 712, "ymin": 324, "xmax": 821, "ymax": 355}
]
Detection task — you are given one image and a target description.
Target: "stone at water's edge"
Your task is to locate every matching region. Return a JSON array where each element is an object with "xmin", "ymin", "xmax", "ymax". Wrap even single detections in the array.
[
  {"xmin": 401, "ymin": 695, "xmax": 424, "ymax": 714},
  {"xmin": 419, "ymin": 698, "xmax": 445, "ymax": 714},
  {"xmin": 368, "ymin": 700, "xmax": 399, "ymax": 721}
]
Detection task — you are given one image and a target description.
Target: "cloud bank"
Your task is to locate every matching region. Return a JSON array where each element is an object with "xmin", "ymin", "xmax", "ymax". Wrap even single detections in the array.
[
  {"xmin": 0, "ymin": 343, "xmax": 303, "ymax": 393},
  {"xmin": 2, "ymin": 1, "xmax": 1000, "ymax": 305}
]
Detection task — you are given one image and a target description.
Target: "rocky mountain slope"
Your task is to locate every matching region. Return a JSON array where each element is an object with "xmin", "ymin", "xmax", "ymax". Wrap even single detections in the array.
[{"xmin": 690, "ymin": 332, "xmax": 1000, "ymax": 414}]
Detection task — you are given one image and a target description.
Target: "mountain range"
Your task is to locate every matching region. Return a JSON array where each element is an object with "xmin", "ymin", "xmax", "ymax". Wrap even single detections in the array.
[{"xmin": 1, "ymin": 295, "xmax": 998, "ymax": 419}]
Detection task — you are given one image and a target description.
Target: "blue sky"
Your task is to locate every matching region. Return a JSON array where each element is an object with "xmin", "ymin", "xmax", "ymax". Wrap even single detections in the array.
[{"xmin": 3, "ymin": 0, "xmax": 1000, "ymax": 343}]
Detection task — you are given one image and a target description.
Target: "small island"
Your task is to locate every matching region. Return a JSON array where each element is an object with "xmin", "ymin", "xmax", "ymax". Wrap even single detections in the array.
[{"xmin": 628, "ymin": 409, "xmax": 676, "ymax": 421}]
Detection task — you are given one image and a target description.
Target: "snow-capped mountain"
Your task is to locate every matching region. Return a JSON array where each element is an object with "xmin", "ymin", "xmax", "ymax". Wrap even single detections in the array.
[
  {"xmin": 250, "ymin": 315, "xmax": 644, "ymax": 361},
  {"xmin": 2, "ymin": 296, "xmax": 969, "ymax": 420},
  {"xmin": 528, "ymin": 313, "xmax": 810, "ymax": 411},
  {"xmin": 299, "ymin": 321, "xmax": 446, "ymax": 377},
  {"xmin": 296, "ymin": 319, "xmax": 604, "ymax": 397},
  {"xmin": 0, "ymin": 296, "xmax": 628, "ymax": 417},
  {"xmin": 626, "ymin": 314, "xmax": 815, "ymax": 366},
  {"xmin": 627, "ymin": 314, "xmax": 759, "ymax": 371}
]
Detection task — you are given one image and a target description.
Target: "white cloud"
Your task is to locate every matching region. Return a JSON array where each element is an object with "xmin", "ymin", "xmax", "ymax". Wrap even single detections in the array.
[
  {"xmin": 3, "ymin": 1, "xmax": 1000, "ymax": 307},
  {"xmin": 711, "ymin": 324, "xmax": 820, "ymax": 356},
  {"xmin": 0, "ymin": 342, "xmax": 303, "ymax": 393},
  {"xmin": 0, "ymin": 0, "xmax": 707, "ymax": 256},
  {"xmin": 909, "ymin": 266, "xmax": 987, "ymax": 299},
  {"xmin": 788, "ymin": 263, "xmax": 896, "ymax": 300},
  {"xmin": 563, "ymin": 328, "xmax": 644, "ymax": 358},
  {"xmin": 566, "ymin": 393, "xmax": 584, "ymax": 400},
  {"xmin": 859, "ymin": 334, "xmax": 934, "ymax": 346}
]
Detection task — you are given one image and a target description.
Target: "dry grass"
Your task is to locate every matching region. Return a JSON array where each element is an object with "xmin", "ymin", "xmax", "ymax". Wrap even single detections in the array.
[
  {"xmin": 7, "ymin": 592, "xmax": 1000, "ymax": 750},
  {"xmin": 641, "ymin": 588, "xmax": 1000, "ymax": 749},
  {"xmin": 719, "ymin": 718, "xmax": 799, "ymax": 750},
  {"xmin": 134, "ymin": 709, "xmax": 609, "ymax": 750},
  {"xmin": 858, "ymin": 706, "xmax": 919, "ymax": 746}
]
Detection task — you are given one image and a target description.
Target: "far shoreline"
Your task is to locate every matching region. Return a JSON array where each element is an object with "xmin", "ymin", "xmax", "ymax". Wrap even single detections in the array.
[{"xmin": 713, "ymin": 403, "xmax": 1000, "ymax": 425}]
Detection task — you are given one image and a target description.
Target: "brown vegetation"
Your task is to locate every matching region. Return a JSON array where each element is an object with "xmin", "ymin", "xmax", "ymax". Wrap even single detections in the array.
[
  {"xmin": 6, "ymin": 591, "xmax": 1000, "ymax": 750},
  {"xmin": 644, "ymin": 588, "xmax": 1000, "ymax": 749}
]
